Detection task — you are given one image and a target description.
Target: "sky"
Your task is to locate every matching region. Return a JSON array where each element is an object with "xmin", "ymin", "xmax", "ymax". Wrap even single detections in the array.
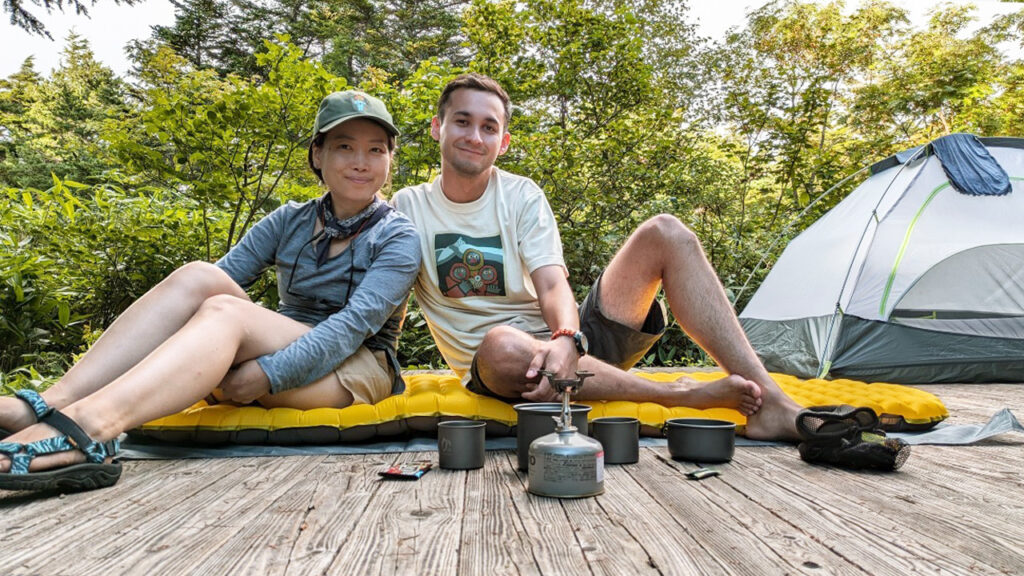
[{"xmin": 1, "ymin": 0, "xmax": 1022, "ymax": 79}]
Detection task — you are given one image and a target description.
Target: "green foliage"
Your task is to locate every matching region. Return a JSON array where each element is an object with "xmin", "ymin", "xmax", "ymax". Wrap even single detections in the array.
[
  {"xmin": 362, "ymin": 59, "xmax": 457, "ymax": 189},
  {"xmin": 712, "ymin": 1, "xmax": 903, "ymax": 221},
  {"xmin": 395, "ymin": 297, "xmax": 446, "ymax": 369},
  {"xmin": 148, "ymin": 0, "xmax": 253, "ymax": 76},
  {"xmin": 850, "ymin": 4, "xmax": 1002, "ymax": 146},
  {"xmin": 0, "ymin": 178, "xmax": 207, "ymax": 382},
  {"xmin": 0, "ymin": 216, "xmax": 79, "ymax": 376},
  {"xmin": 319, "ymin": 0, "xmax": 472, "ymax": 83},
  {"xmin": 0, "ymin": 35, "xmax": 128, "ymax": 190},
  {"xmin": 463, "ymin": 0, "xmax": 701, "ymax": 290},
  {"xmin": 145, "ymin": 0, "xmax": 472, "ymax": 82},
  {"xmin": 109, "ymin": 37, "xmax": 343, "ymax": 257},
  {"xmin": 4, "ymin": 0, "xmax": 1024, "ymax": 377}
]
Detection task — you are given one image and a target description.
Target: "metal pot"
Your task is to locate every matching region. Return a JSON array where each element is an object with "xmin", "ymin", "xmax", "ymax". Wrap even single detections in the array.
[
  {"xmin": 664, "ymin": 418, "xmax": 736, "ymax": 463},
  {"xmin": 514, "ymin": 402, "xmax": 591, "ymax": 471}
]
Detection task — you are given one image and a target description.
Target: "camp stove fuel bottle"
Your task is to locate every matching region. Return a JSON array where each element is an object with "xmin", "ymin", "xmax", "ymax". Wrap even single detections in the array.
[{"xmin": 527, "ymin": 371, "xmax": 605, "ymax": 498}]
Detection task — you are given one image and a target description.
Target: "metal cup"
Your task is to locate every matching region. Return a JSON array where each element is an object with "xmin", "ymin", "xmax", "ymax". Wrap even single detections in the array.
[
  {"xmin": 590, "ymin": 416, "xmax": 640, "ymax": 464},
  {"xmin": 437, "ymin": 420, "xmax": 486, "ymax": 470},
  {"xmin": 664, "ymin": 418, "xmax": 736, "ymax": 463},
  {"xmin": 514, "ymin": 403, "xmax": 592, "ymax": 471}
]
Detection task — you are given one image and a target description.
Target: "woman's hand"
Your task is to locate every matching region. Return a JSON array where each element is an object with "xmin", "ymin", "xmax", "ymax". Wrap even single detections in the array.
[{"xmin": 220, "ymin": 360, "xmax": 272, "ymax": 404}]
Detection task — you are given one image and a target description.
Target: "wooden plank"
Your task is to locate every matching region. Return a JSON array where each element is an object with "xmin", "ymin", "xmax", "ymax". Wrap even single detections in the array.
[
  {"xmin": 457, "ymin": 451, "xmax": 541, "ymax": 576},
  {"xmin": 2, "ymin": 458, "xmax": 240, "ymax": 575},
  {"xmin": 1, "ymin": 381, "xmax": 1022, "ymax": 576},
  {"xmin": 0, "ymin": 459, "xmax": 179, "ymax": 531},
  {"xmin": 501, "ymin": 457, "xmax": 593, "ymax": 575},
  {"xmin": 652, "ymin": 450, "xmax": 869, "ymax": 576},
  {"xmin": 625, "ymin": 448, "xmax": 847, "ymax": 576},
  {"xmin": 591, "ymin": 456, "xmax": 712, "ymax": 575},
  {"xmin": 833, "ymin": 445, "xmax": 1024, "ymax": 573},
  {"xmin": 919, "ymin": 384, "xmax": 1024, "ymax": 423},
  {"xmin": 189, "ymin": 456, "xmax": 336, "ymax": 575},
  {"xmin": 912, "ymin": 445, "xmax": 1024, "ymax": 508},
  {"xmin": 559, "ymin": 466, "xmax": 661, "ymax": 576},
  {"xmin": 720, "ymin": 447, "xmax": 987, "ymax": 574},
  {"xmin": 738, "ymin": 445, "xmax": 1016, "ymax": 574},
  {"xmin": 325, "ymin": 452, "xmax": 466, "ymax": 575},
  {"xmin": 281, "ymin": 453, "xmax": 398, "ymax": 576},
  {"xmin": 569, "ymin": 457, "xmax": 694, "ymax": 575},
  {"xmin": 79, "ymin": 456, "xmax": 322, "ymax": 576},
  {"xmin": 194, "ymin": 454, "xmax": 391, "ymax": 575}
]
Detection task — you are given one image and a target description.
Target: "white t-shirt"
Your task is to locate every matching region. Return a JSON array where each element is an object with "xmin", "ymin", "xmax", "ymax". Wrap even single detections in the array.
[{"xmin": 392, "ymin": 168, "xmax": 566, "ymax": 377}]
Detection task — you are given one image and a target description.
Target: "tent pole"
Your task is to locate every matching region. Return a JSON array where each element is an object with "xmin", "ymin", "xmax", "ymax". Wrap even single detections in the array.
[
  {"xmin": 734, "ymin": 165, "xmax": 873, "ymax": 306},
  {"xmin": 815, "ymin": 146, "xmax": 931, "ymax": 377}
]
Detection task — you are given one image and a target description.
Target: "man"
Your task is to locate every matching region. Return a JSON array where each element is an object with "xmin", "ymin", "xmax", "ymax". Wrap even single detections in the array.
[{"xmin": 393, "ymin": 73, "xmax": 800, "ymax": 440}]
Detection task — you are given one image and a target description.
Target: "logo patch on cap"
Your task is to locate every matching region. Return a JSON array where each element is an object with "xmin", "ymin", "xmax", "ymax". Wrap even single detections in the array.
[{"xmin": 354, "ymin": 94, "xmax": 366, "ymax": 112}]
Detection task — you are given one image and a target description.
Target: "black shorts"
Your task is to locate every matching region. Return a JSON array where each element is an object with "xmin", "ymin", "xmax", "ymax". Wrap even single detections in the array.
[{"xmin": 466, "ymin": 272, "xmax": 667, "ymax": 400}]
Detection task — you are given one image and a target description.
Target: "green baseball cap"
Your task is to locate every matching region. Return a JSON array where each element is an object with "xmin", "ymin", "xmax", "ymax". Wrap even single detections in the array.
[{"xmin": 313, "ymin": 90, "xmax": 399, "ymax": 137}]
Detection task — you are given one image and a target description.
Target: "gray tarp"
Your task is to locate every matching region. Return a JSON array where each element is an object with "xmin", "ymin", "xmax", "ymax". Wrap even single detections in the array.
[{"xmin": 118, "ymin": 410, "xmax": 1022, "ymax": 459}]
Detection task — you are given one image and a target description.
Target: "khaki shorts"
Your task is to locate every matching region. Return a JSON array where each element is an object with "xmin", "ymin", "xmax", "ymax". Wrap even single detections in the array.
[{"xmin": 333, "ymin": 346, "xmax": 393, "ymax": 405}]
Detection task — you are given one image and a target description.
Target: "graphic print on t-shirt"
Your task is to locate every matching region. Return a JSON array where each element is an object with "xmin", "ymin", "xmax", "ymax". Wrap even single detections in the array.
[{"xmin": 435, "ymin": 233, "xmax": 506, "ymax": 298}]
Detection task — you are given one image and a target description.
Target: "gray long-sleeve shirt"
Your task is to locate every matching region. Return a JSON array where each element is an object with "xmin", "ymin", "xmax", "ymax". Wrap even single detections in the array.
[{"xmin": 216, "ymin": 198, "xmax": 421, "ymax": 395}]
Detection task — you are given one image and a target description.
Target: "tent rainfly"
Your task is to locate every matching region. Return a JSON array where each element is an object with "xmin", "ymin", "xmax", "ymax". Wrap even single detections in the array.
[{"xmin": 740, "ymin": 134, "xmax": 1024, "ymax": 383}]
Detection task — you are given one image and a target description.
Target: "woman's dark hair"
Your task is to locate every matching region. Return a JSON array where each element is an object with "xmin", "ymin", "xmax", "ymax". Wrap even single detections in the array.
[{"xmin": 307, "ymin": 121, "xmax": 397, "ymax": 183}]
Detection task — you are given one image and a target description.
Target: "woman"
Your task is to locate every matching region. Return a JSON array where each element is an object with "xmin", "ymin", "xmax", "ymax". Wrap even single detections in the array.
[{"xmin": 0, "ymin": 90, "xmax": 421, "ymax": 492}]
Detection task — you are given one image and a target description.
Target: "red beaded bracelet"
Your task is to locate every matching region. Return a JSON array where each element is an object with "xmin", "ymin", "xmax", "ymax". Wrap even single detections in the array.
[{"xmin": 550, "ymin": 328, "xmax": 576, "ymax": 341}]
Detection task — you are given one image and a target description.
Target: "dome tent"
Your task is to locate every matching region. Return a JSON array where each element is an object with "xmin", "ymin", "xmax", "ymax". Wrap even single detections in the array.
[{"xmin": 740, "ymin": 134, "xmax": 1024, "ymax": 383}]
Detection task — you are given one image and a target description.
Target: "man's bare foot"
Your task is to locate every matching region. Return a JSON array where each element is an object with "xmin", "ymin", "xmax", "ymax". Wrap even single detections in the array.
[
  {"xmin": 670, "ymin": 374, "xmax": 763, "ymax": 416},
  {"xmin": 0, "ymin": 396, "xmax": 39, "ymax": 437},
  {"xmin": 744, "ymin": 389, "xmax": 802, "ymax": 442}
]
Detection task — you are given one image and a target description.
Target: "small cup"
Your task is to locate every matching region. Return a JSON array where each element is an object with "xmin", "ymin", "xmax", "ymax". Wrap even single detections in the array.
[
  {"xmin": 664, "ymin": 418, "xmax": 736, "ymax": 463},
  {"xmin": 437, "ymin": 420, "xmax": 486, "ymax": 470},
  {"xmin": 590, "ymin": 416, "xmax": 640, "ymax": 464},
  {"xmin": 514, "ymin": 403, "xmax": 592, "ymax": 471}
]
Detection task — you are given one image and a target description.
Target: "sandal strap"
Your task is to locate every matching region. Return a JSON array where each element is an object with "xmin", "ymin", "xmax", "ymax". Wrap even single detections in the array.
[
  {"xmin": 38, "ymin": 408, "xmax": 119, "ymax": 463},
  {"xmin": 0, "ymin": 441, "xmax": 33, "ymax": 474},
  {"xmin": 0, "ymin": 410, "xmax": 119, "ymax": 476},
  {"xmin": 14, "ymin": 389, "xmax": 50, "ymax": 420},
  {"xmin": 798, "ymin": 429, "xmax": 911, "ymax": 471},
  {"xmin": 1, "ymin": 434, "xmax": 116, "ymax": 475},
  {"xmin": 797, "ymin": 405, "xmax": 879, "ymax": 442}
]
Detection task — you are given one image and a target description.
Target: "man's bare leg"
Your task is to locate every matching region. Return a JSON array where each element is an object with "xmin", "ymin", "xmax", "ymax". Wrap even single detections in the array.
[
  {"xmin": 478, "ymin": 215, "xmax": 801, "ymax": 440},
  {"xmin": 477, "ymin": 329, "xmax": 762, "ymax": 415},
  {"xmin": 598, "ymin": 215, "xmax": 801, "ymax": 440},
  {"xmin": 0, "ymin": 262, "xmax": 247, "ymax": 434}
]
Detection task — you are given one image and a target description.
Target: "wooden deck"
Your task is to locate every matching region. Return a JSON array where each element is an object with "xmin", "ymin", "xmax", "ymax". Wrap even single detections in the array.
[{"xmin": 2, "ymin": 383, "xmax": 1023, "ymax": 575}]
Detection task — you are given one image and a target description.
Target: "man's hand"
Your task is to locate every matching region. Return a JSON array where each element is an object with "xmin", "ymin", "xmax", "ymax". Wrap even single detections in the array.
[
  {"xmin": 219, "ymin": 360, "xmax": 272, "ymax": 404},
  {"xmin": 521, "ymin": 335, "xmax": 578, "ymax": 401}
]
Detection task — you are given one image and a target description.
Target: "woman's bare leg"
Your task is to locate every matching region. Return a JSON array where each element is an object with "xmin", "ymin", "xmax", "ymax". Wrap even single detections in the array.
[
  {"xmin": 0, "ymin": 262, "xmax": 246, "ymax": 433},
  {"xmin": 2, "ymin": 293, "xmax": 354, "ymax": 472}
]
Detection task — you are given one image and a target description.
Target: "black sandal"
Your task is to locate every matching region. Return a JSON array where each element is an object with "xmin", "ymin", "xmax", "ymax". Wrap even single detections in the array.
[
  {"xmin": 0, "ymin": 405, "xmax": 121, "ymax": 492},
  {"xmin": 796, "ymin": 404, "xmax": 879, "ymax": 440},
  {"xmin": 796, "ymin": 405, "xmax": 911, "ymax": 471}
]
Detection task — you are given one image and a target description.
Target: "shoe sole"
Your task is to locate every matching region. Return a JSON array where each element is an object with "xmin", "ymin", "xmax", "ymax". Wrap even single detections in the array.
[{"xmin": 0, "ymin": 462, "xmax": 122, "ymax": 492}]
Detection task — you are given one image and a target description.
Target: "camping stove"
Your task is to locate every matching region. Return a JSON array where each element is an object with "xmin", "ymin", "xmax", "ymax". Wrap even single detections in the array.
[{"xmin": 527, "ymin": 371, "xmax": 605, "ymax": 498}]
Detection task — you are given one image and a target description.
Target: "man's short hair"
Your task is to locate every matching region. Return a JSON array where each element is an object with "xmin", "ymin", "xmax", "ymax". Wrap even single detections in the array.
[{"xmin": 437, "ymin": 73, "xmax": 512, "ymax": 131}]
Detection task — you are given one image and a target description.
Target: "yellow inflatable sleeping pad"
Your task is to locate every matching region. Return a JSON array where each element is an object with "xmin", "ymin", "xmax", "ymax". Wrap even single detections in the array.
[{"xmin": 132, "ymin": 371, "xmax": 948, "ymax": 445}]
